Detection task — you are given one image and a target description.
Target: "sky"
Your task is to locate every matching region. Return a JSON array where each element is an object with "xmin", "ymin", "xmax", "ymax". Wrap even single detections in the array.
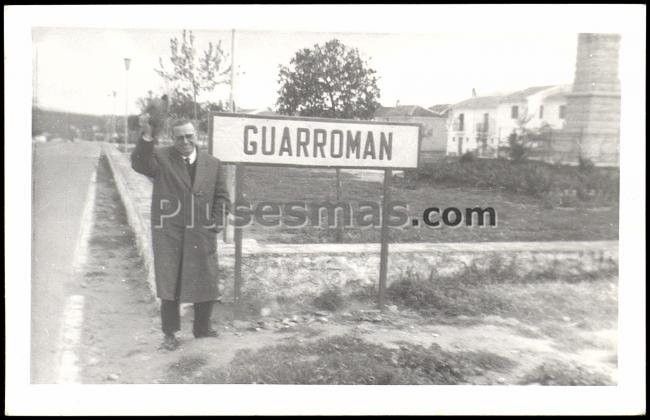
[{"xmin": 32, "ymin": 27, "xmax": 579, "ymax": 116}]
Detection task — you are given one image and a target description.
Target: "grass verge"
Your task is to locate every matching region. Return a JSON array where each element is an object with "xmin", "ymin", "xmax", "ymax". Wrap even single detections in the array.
[
  {"xmin": 239, "ymin": 165, "xmax": 618, "ymax": 244},
  {"xmin": 386, "ymin": 263, "xmax": 618, "ymax": 327}
]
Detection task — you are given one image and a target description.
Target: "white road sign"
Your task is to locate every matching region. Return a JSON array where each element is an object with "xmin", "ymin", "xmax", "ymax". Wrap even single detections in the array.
[{"xmin": 210, "ymin": 113, "xmax": 421, "ymax": 169}]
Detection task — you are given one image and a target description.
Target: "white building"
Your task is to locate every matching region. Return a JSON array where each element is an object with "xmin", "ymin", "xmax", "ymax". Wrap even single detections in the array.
[
  {"xmin": 446, "ymin": 85, "xmax": 570, "ymax": 156},
  {"xmin": 374, "ymin": 105, "xmax": 449, "ymax": 164},
  {"xmin": 446, "ymin": 95, "xmax": 500, "ymax": 156}
]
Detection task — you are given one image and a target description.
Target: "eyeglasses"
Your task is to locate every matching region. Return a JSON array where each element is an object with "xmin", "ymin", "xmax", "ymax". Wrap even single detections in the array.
[{"xmin": 174, "ymin": 133, "xmax": 195, "ymax": 141}]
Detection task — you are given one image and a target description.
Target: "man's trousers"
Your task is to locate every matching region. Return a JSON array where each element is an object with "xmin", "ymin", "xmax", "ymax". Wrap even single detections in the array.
[
  {"xmin": 160, "ymin": 258, "xmax": 215, "ymax": 336},
  {"xmin": 160, "ymin": 299, "xmax": 215, "ymax": 336}
]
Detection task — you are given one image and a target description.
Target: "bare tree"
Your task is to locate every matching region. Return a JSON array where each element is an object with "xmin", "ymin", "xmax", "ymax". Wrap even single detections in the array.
[{"xmin": 156, "ymin": 30, "xmax": 231, "ymax": 120}]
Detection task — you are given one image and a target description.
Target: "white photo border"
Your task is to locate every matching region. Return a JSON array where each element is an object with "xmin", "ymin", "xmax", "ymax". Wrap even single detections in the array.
[{"xmin": 5, "ymin": 4, "xmax": 646, "ymax": 416}]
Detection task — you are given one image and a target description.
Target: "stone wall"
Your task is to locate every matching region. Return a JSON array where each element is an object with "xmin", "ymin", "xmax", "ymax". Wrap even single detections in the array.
[
  {"xmin": 219, "ymin": 241, "xmax": 618, "ymax": 304},
  {"xmin": 103, "ymin": 143, "xmax": 618, "ymax": 305}
]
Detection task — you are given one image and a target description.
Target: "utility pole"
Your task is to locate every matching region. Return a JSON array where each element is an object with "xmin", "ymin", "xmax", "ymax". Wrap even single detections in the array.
[
  {"xmin": 33, "ymin": 45, "xmax": 38, "ymax": 108},
  {"xmin": 33, "ymin": 45, "xmax": 39, "ymax": 137},
  {"xmin": 112, "ymin": 91, "xmax": 117, "ymax": 139},
  {"xmin": 229, "ymin": 29, "xmax": 236, "ymax": 113},
  {"xmin": 224, "ymin": 29, "xmax": 237, "ymax": 244},
  {"xmin": 123, "ymin": 58, "xmax": 131, "ymax": 152}
]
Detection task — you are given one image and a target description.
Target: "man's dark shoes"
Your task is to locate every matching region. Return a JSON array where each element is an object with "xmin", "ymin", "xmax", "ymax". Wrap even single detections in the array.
[
  {"xmin": 159, "ymin": 334, "xmax": 180, "ymax": 351},
  {"xmin": 193, "ymin": 329, "xmax": 219, "ymax": 339}
]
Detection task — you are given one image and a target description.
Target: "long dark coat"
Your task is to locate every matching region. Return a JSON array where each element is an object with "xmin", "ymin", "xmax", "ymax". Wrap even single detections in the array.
[{"xmin": 131, "ymin": 139, "xmax": 230, "ymax": 302}]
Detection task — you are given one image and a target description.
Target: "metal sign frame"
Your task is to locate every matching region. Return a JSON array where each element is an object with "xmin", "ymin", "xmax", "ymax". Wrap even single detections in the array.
[{"xmin": 208, "ymin": 112, "xmax": 422, "ymax": 310}]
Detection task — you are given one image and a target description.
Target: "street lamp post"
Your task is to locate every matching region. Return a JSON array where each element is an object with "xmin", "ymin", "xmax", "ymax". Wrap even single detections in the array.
[
  {"xmin": 106, "ymin": 91, "xmax": 117, "ymax": 142},
  {"xmin": 123, "ymin": 58, "xmax": 131, "ymax": 152},
  {"xmin": 112, "ymin": 90, "xmax": 117, "ymax": 140}
]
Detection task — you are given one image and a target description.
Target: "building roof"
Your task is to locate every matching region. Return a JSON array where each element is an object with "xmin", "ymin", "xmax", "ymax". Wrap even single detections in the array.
[
  {"xmin": 543, "ymin": 92, "xmax": 568, "ymax": 101},
  {"xmin": 428, "ymin": 104, "xmax": 451, "ymax": 116},
  {"xmin": 238, "ymin": 107, "xmax": 278, "ymax": 116},
  {"xmin": 542, "ymin": 85, "xmax": 572, "ymax": 101},
  {"xmin": 374, "ymin": 105, "xmax": 438, "ymax": 118},
  {"xmin": 452, "ymin": 96, "xmax": 501, "ymax": 110},
  {"xmin": 251, "ymin": 109, "xmax": 278, "ymax": 116},
  {"xmin": 452, "ymin": 85, "xmax": 566, "ymax": 110},
  {"xmin": 498, "ymin": 85, "xmax": 555, "ymax": 103}
]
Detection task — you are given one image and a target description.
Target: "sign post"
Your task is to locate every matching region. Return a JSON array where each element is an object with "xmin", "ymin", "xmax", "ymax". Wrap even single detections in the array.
[
  {"xmin": 233, "ymin": 163, "xmax": 244, "ymax": 304},
  {"xmin": 208, "ymin": 112, "xmax": 420, "ymax": 311},
  {"xmin": 378, "ymin": 168, "xmax": 392, "ymax": 309}
]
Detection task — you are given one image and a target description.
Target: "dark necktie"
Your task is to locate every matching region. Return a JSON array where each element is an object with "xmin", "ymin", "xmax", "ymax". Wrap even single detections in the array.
[{"xmin": 184, "ymin": 157, "xmax": 194, "ymax": 184}]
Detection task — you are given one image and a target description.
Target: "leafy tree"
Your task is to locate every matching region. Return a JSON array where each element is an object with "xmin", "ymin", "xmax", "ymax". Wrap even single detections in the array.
[
  {"xmin": 167, "ymin": 91, "xmax": 201, "ymax": 120},
  {"xmin": 156, "ymin": 30, "xmax": 231, "ymax": 120},
  {"xmin": 127, "ymin": 114, "xmax": 141, "ymax": 131},
  {"xmin": 506, "ymin": 114, "xmax": 553, "ymax": 163},
  {"xmin": 276, "ymin": 39, "xmax": 381, "ymax": 120},
  {"xmin": 136, "ymin": 90, "xmax": 155, "ymax": 114},
  {"xmin": 198, "ymin": 100, "xmax": 227, "ymax": 132},
  {"xmin": 134, "ymin": 90, "xmax": 228, "ymax": 138},
  {"xmin": 507, "ymin": 131, "xmax": 527, "ymax": 162}
]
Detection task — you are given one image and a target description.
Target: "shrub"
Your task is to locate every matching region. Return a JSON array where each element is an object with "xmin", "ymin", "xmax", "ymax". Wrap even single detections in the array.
[
  {"xmin": 313, "ymin": 287, "xmax": 346, "ymax": 312},
  {"xmin": 386, "ymin": 268, "xmax": 515, "ymax": 318},
  {"xmin": 459, "ymin": 151, "xmax": 476, "ymax": 164},
  {"xmin": 578, "ymin": 157, "xmax": 596, "ymax": 173},
  {"xmin": 541, "ymin": 191, "xmax": 561, "ymax": 209},
  {"xmin": 507, "ymin": 132, "xmax": 528, "ymax": 162},
  {"xmin": 522, "ymin": 165, "xmax": 553, "ymax": 196},
  {"xmin": 417, "ymin": 157, "xmax": 619, "ymax": 205},
  {"xmin": 386, "ymin": 269, "xmax": 442, "ymax": 310}
]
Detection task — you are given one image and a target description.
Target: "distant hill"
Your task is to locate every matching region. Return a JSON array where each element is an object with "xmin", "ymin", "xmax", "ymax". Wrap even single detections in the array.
[{"xmin": 32, "ymin": 107, "xmax": 113, "ymax": 140}]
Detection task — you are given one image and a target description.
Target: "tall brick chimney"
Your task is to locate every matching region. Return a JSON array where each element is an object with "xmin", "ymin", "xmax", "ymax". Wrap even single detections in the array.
[{"xmin": 561, "ymin": 33, "xmax": 621, "ymax": 166}]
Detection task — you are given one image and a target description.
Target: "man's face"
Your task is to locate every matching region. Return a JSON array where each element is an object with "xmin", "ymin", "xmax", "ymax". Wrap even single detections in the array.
[{"xmin": 172, "ymin": 123, "xmax": 196, "ymax": 156}]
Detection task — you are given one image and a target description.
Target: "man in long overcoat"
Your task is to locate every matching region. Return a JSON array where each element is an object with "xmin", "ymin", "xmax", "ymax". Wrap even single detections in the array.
[{"xmin": 131, "ymin": 114, "xmax": 230, "ymax": 350}]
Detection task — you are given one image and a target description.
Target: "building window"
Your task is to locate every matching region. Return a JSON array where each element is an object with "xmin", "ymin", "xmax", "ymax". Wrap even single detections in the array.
[
  {"xmin": 559, "ymin": 105, "xmax": 566, "ymax": 119},
  {"xmin": 511, "ymin": 106, "xmax": 519, "ymax": 119},
  {"xmin": 539, "ymin": 105, "xmax": 544, "ymax": 119},
  {"xmin": 458, "ymin": 113, "xmax": 464, "ymax": 131}
]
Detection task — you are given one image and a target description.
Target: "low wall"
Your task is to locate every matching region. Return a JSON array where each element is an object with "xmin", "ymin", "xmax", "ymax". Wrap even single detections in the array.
[
  {"xmin": 102, "ymin": 143, "xmax": 618, "ymax": 305},
  {"xmin": 103, "ymin": 143, "xmax": 157, "ymax": 296}
]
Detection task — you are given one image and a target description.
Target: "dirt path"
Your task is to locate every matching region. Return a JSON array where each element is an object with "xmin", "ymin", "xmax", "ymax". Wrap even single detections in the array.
[
  {"xmin": 358, "ymin": 316, "xmax": 616, "ymax": 385},
  {"xmin": 76, "ymin": 155, "xmax": 617, "ymax": 384}
]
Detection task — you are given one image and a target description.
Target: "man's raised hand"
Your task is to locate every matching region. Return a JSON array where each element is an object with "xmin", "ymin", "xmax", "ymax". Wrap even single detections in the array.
[
  {"xmin": 145, "ymin": 95, "xmax": 168, "ymax": 139},
  {"xmin": 139, "ymin": 113, "xmax": 153, "ymax": 141}
]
